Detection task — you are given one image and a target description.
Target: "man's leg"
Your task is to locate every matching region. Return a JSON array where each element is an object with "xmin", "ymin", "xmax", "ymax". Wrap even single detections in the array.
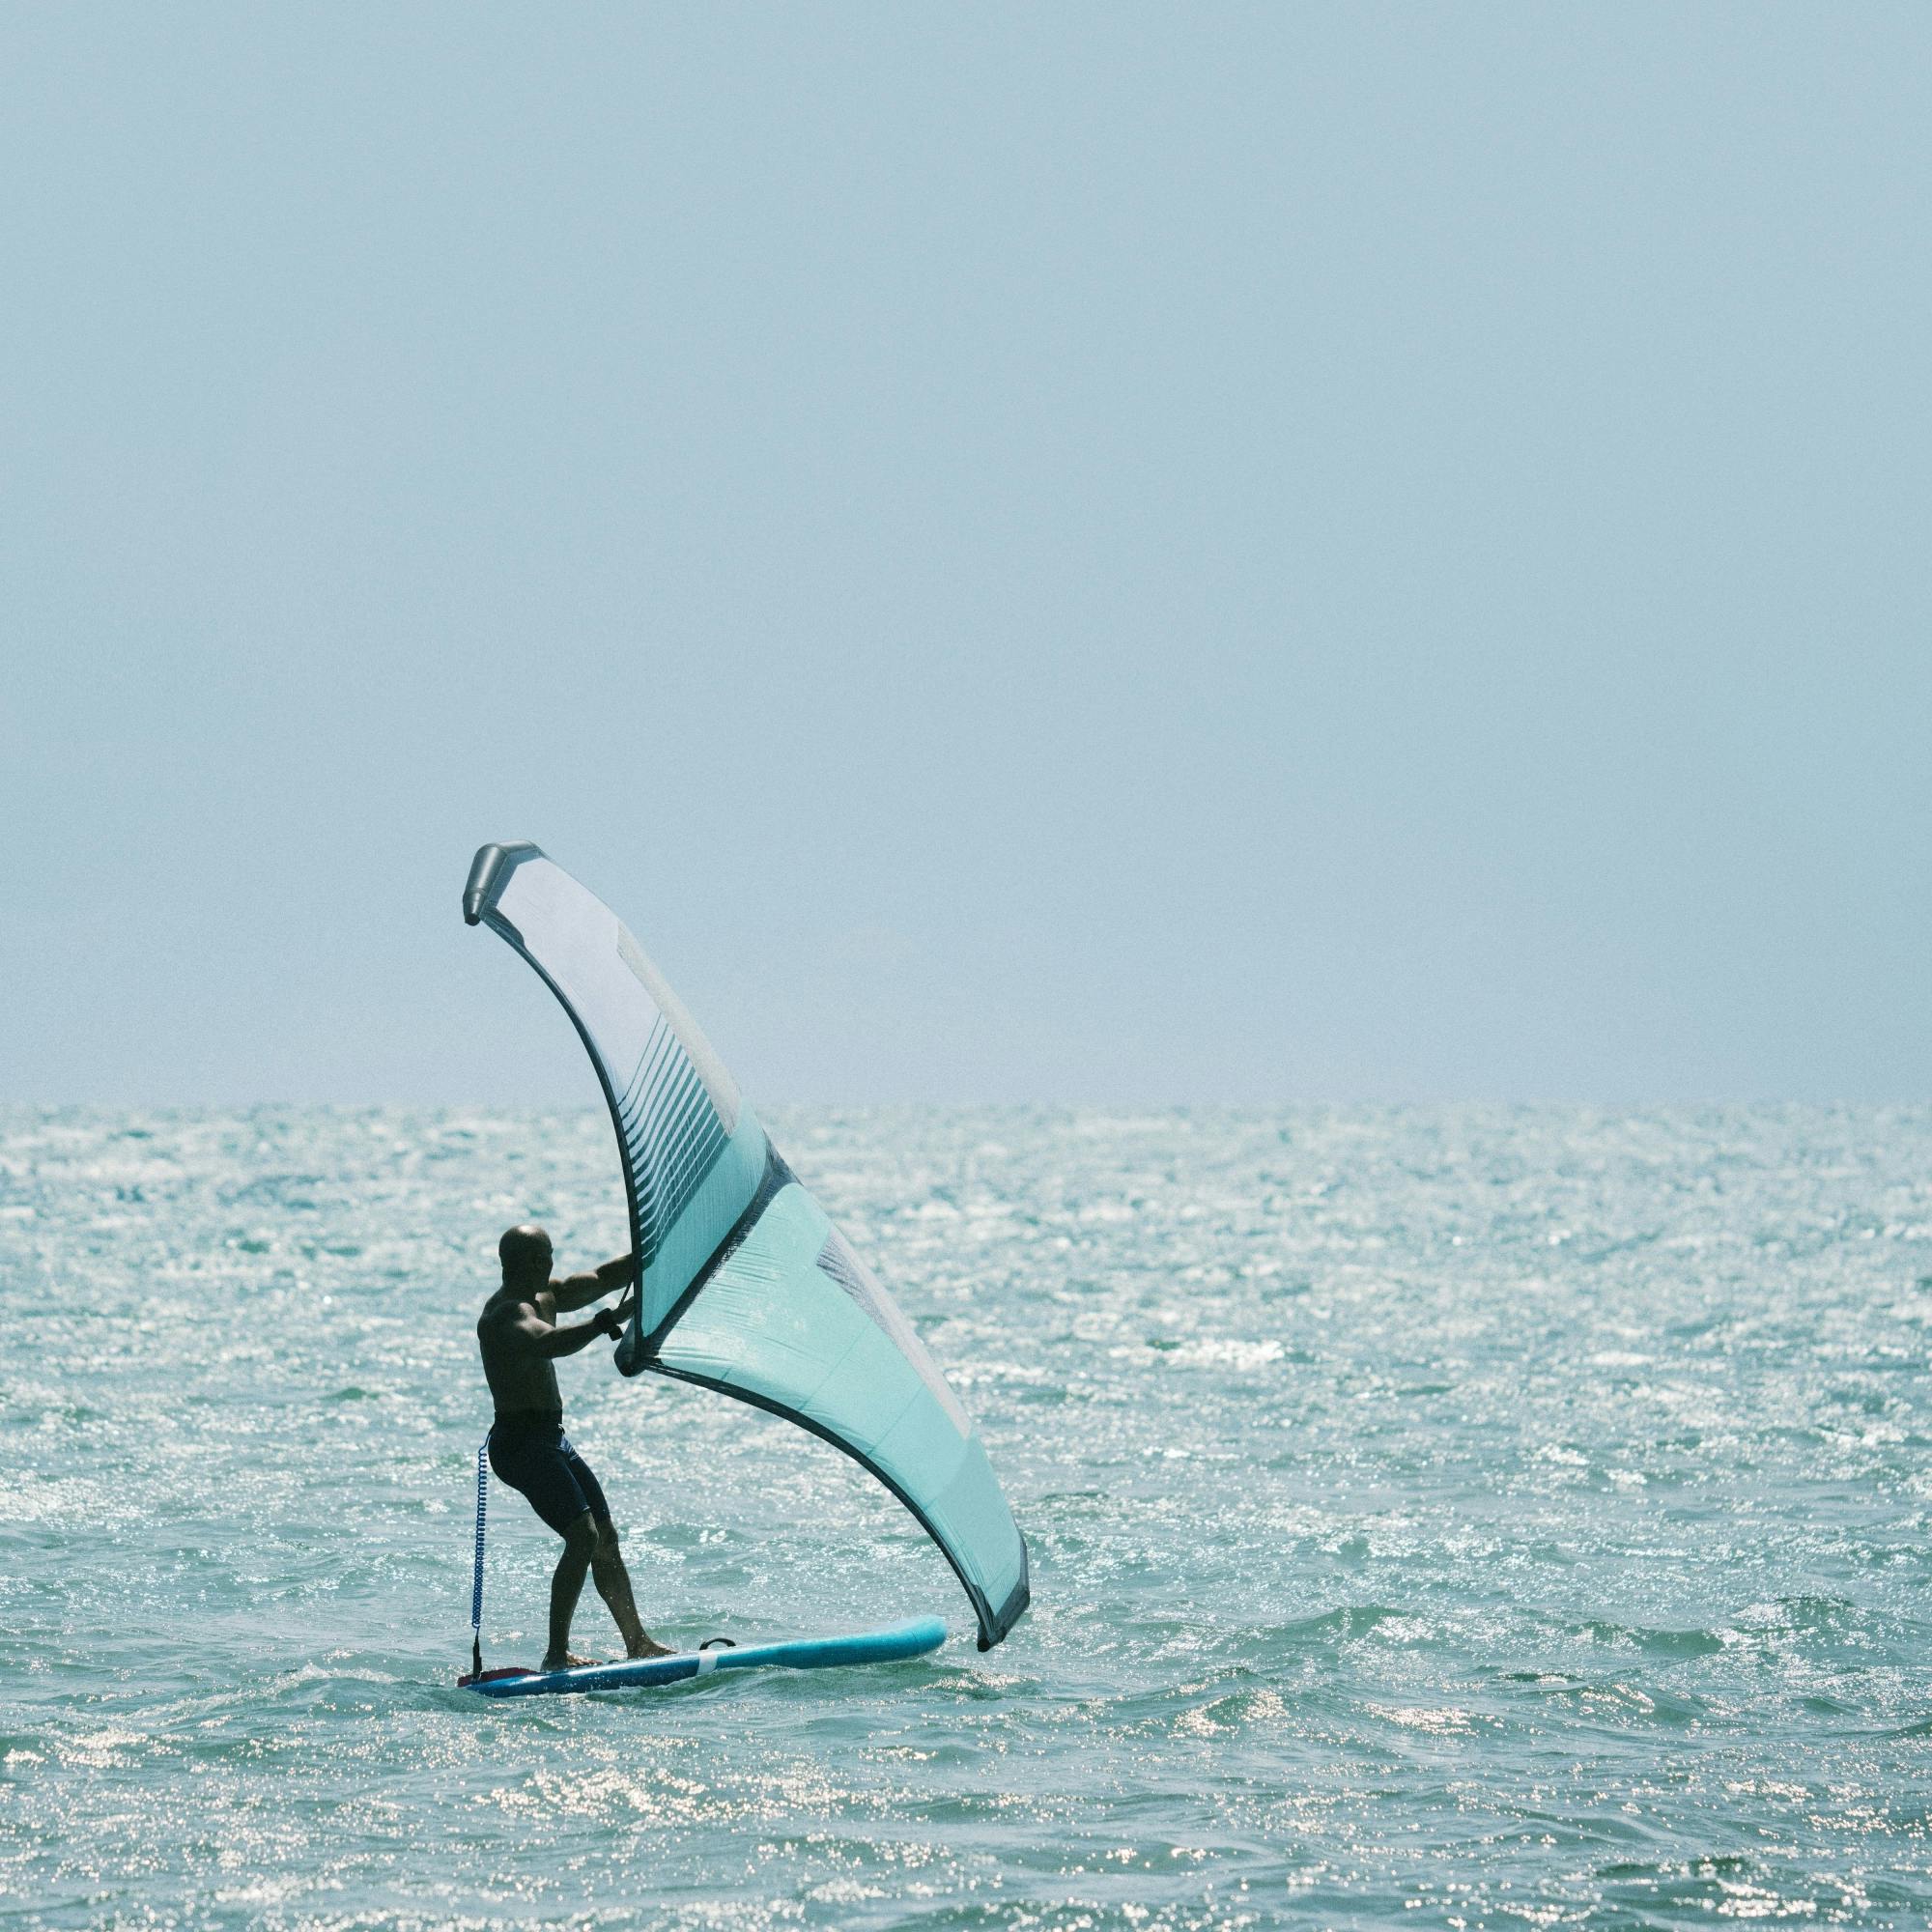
[
  {"xmin": 591, "ymin": 1521, "xmax": 671, "ymax": 1659},
  {"xmin": 543, "ymin": 1512, "xmax": 601, "ymax": 1670}
]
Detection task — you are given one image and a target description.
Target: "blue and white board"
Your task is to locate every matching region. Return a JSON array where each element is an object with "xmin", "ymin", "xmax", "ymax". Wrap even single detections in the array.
[{"xmin": 460, "ymin": 1616, "xmax": 947, "ymax": 1699}]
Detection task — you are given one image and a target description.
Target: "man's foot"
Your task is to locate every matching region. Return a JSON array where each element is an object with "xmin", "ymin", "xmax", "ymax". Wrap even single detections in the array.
[
  {"xmin": 626, "ymin": 1635, "xmax": 675, "ymax": 1660},
  {"xmin": 541, "ymin": 1651, "xmax": 602, "ymax": 1672}
]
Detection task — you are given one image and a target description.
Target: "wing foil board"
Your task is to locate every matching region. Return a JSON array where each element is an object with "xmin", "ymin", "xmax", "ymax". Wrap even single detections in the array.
[{"xmin": 459, "ymin": 1616, "xmax": 947, "ymax": 1698}]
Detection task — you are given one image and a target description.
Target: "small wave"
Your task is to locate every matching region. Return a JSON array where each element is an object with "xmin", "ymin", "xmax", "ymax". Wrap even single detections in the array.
[
  {"xmin": 1273, "ymin": 1604, "xmax": 1412, "ymax": 1649},
  {"xmin": 1574, "ymin": 1619, "xmax": 1725, "ymax": 1658}
]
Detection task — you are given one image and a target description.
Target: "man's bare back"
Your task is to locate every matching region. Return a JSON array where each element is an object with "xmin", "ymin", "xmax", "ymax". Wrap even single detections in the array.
[{"xmin": 478, "ymin": 1285, "xmax": 570, "ymax": 1415}]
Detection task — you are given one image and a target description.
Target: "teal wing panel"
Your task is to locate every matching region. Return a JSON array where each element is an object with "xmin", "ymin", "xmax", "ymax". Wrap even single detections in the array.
[{"xmin": 650, "ymin": 1176, "xmax": 1030, "ymax": 1648}]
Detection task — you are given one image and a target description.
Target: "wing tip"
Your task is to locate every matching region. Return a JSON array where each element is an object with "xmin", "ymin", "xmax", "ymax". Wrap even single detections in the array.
[
  {"xmin": 463, "ymin": 841, "xmax": 545, "ymax": 925},
  {"xmin": 976, "ymin": 1545, "xmax": 1033, "ymax": 1651}
]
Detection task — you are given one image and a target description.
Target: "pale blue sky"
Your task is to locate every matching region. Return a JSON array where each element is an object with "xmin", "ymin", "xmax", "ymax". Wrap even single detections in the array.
[{"xmin": 4, "ymin": 5, "xmax": 1927, "ymax": 1105}]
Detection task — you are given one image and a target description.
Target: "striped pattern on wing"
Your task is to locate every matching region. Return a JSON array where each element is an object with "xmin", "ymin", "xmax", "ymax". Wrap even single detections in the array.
[{"xmin": 615, "ymin": 1014, "xmax": 729, "ymax": 1268}]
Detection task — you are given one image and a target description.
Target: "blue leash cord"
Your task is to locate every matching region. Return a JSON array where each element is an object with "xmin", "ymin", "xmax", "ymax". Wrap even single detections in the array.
[{"xmin": 469, "ymin": 1437, "xmax": 489, "ymax": 1679}]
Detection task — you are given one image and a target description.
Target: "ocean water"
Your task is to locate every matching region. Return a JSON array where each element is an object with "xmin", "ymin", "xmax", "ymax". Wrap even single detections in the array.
[{"xmin": 3, "ymin": 1105, "xmax": 1930, "ymax": 1930}]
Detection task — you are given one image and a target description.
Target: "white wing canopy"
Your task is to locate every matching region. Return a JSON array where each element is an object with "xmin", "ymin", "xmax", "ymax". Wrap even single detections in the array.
[{"xmin": 463, "ymin": 843, "xmax": 1030, "ymax": 1649}]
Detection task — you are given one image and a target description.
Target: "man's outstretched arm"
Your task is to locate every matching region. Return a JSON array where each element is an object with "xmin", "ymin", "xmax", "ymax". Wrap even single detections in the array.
[
  {"xmin": 550, "ymin": 1252, "xmax": 639, "ymax": 1313},
  {"xmin": 514, "ymin": 1302, "xmax": 626, "ymax": 1358}
]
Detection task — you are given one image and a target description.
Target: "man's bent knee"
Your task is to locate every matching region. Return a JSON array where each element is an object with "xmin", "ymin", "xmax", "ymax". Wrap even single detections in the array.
[
  {"xmin": 560, "ymin": 1511, "xmax": 600, "ymax": 1556},
  {"xmin": 595, "ymin": 1520, "xmax": 621, "ymax": 1556}
]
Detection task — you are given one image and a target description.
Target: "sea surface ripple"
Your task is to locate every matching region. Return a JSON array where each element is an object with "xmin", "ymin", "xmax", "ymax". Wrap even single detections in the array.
[{"xmin": 2, "ymin": 1105, "xmax": 1930, "ymax": 1929}]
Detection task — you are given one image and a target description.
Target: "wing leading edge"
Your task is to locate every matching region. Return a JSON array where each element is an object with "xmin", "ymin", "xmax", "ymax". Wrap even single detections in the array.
[{"xmin": 462, "ymin": 842, "xmax": 1030, "ymax": 1649}]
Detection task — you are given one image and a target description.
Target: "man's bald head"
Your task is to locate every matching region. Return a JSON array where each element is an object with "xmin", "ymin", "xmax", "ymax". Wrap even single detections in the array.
[{"xmin": 498, "ymin": 1224, "xmax": 554, "ymax": 1281}]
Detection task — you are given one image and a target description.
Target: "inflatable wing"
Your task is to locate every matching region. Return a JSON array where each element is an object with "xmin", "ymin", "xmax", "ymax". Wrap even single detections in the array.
[{"xmin": 462, "ymin": 843, "xmax": 1030, "ymax": 1649}]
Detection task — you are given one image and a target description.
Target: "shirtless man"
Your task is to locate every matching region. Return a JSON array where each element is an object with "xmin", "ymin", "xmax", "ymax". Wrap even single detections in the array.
[{"xmin": 478, "ymin": 1224, "xmax": 671, "ymax": 1669}]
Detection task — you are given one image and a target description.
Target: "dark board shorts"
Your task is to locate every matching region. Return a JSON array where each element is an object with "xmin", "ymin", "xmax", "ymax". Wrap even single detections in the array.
[{"xmin": 487, "ymin": 1411, "xmax": 611, "ymax": 1535}]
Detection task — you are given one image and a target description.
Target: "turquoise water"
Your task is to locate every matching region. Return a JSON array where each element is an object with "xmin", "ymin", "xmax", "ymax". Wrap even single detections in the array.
[{"xmin": 3, "ymin": 1106, "xmax": 1930, "ymax": 1929}]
